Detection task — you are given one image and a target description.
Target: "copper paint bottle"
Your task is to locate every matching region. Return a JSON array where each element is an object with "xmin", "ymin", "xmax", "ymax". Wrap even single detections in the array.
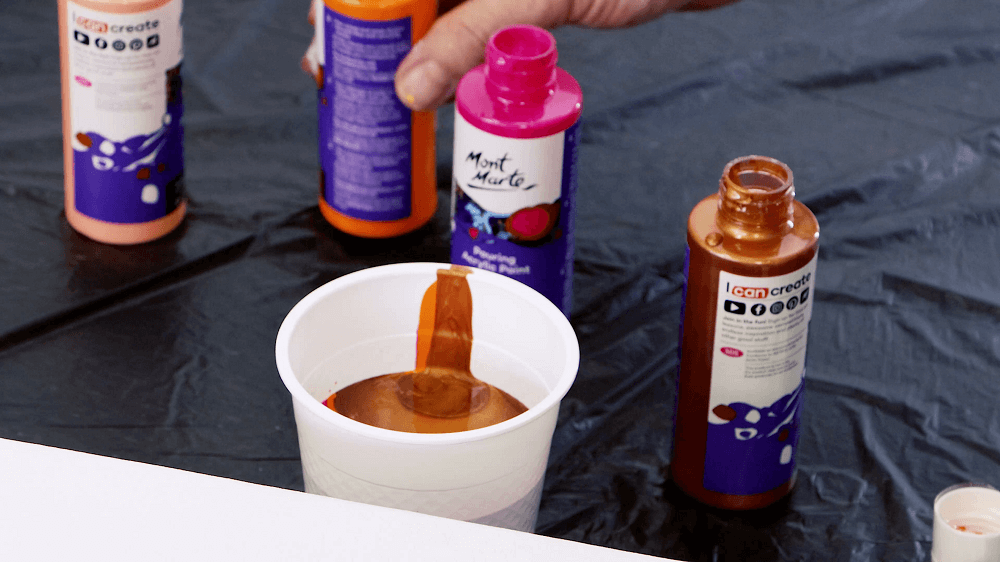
[
  {"xmin": 671, "ymin": 155, "xmax": 819, "ymax": 510},
  {"xmin": 59, "ymin": 0, "xmax": 187, "ymax": 244},
  {"xmin": 313, "ymin": 0, "xmax": 437, "ymax": 238}
]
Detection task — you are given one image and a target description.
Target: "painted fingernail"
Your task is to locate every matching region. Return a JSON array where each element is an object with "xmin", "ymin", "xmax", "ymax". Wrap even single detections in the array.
[{"xmin": 396, "ymin": 59, "xmax": 454, "ymax": 111}]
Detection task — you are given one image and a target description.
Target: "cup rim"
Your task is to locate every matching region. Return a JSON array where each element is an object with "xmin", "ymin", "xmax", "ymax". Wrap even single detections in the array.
[
  {"xmin": 275, "ymin": 262, "xmax": 581, "ymax": 446},
  {"xmin": 933, "ymin": 482, "xmax": 1000, "ymax": 539}
]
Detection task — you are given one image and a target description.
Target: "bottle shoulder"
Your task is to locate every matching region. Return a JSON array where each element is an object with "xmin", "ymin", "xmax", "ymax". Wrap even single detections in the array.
[
  {"xmin": 64, "ymin": 0, "xmax": 180, "ymax": 13},
  {"xmin": 455, "ymin": 66, "xmax": 582, "ymax": 139},
  {"xmin": 688, "ymin": 194, "xmax": 819, "ymax": 269},
  {"xmin": 324, "ymin": 0, "xmax": 436, "ymax": 22}
]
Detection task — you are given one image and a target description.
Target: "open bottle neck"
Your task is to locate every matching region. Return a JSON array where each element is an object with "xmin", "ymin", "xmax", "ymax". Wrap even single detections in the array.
[
  {"xmin": 484, "ymin": 25, "xmax": 558, "ymax": 109},
  {"xmin": 716, "ymin": 155, "xmax": 796, "ymax": 246}
]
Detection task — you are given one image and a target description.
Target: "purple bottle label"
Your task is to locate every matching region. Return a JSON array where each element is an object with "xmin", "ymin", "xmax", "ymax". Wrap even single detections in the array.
[
  {"xmin": 702, "ymin": 256, "xmax": 817, "ymax": 495},
  {"xmin": 67, "ymin": 0, "xmax": 184, "ymax": 224},
  {"xmin": 320, "ymin": 9, "xmax": 412, "ymax": 222},
  {"xmin": 704, "ymin": 382, "xmax": 805, "ymax": 495},
  {"xmin": 451, "ymin": 114, "xmax": 580, "ymax": 316}
]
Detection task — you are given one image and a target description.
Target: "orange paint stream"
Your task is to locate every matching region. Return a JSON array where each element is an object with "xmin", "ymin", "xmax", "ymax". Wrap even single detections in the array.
[{"xmin": 325, "ymin": 266, "xmax": 527, "ymax": 434}]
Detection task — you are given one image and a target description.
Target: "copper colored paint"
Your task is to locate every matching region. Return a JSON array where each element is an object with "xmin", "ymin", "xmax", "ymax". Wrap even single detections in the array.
[
  {"xmin": 326, "ymin": 266, "xmax": 528, "ymax": 434},
  {"xmin": 712, "ymin": 404, "xmax": 737, "ymax": 421},
  {"xmin": 671, "ymin": 155, "xmax": 819, "ymax": 510}
]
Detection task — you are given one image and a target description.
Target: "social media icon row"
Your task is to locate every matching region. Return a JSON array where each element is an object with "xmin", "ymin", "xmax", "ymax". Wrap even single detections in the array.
[
  {"xmin": 74, "ymin": 31, "xmax": 160, "ymax": 51},
  {"xmin": 724, "ymin": 288, "xmax": 810, "ymax": 316}
]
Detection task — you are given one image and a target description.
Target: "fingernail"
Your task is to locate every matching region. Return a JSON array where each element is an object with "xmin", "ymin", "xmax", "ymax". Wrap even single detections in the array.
[{"xmin": 396, "ymin": 59, "xmax": 454, "ymax": 111}]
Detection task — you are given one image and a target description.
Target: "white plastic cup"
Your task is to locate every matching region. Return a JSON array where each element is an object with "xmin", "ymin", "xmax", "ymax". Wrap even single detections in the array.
[
  {"xmin": 932, "ymin": 483, "xmax": 1000, "ymax": 562},
  {"xmin": 275, "ymin": 263, "xmax": 580, "ymax": 532}
]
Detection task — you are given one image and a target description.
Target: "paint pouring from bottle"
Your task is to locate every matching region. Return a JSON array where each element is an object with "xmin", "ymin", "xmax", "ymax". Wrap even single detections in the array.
[
  {"xmin": 312, "ymin": 0, "xmax": 436, "ymax": 239},
  {"xmin": 450, "ymin": 25, "xmax": 583, "ymax": 317},
  {"xmin": 58, "ymin": 0, "xmax": 187, "ymax": 245},
  {"xmin": 671, "ymin": 155, "xmax": 820, "ymax": 510},
  {"xmin": 324, "ymin": 266, "xmax": 529, "ymax": 434}
]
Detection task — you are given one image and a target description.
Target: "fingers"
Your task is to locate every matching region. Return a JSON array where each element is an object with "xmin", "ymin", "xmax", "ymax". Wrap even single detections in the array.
[
  {"xmin": 394, "ymin": 0, "xmax": 575, "ymax": 112},
  {"xmin": 437, "ymin": 0, "xmax": 465, "ymax": 16},
  {"xmin": 309, "ymin": 0, "xmax": 742, "ymax": 112},
  {"xmin": 566, "ymin": 0, "xmax": 684, "ymax": 28},
  {"xmin": 301, "ymin": 38, "xmax": 321, "ymax": 88},
  {"xmin": 677, "ymin": 0, "xmax": 740, "ymax": 11},
  {"xmin": 391, "ymin": 0, "xmax": 737, "ymax": 112},
  {"xmin": 301, "ymin": 0, "xmax": 322, "ymax": 88}
]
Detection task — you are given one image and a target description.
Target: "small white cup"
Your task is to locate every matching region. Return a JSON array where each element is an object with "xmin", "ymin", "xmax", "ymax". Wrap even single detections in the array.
[
  {"xmin": 275, "ymin": 263, "xmax": 580, "ymax": 532},
  {"xmin": 932, "ymin": 483, "xmax": 1000, "ymax": 562}
]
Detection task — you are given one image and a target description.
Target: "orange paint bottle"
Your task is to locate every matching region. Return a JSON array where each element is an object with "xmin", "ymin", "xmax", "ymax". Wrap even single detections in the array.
[
  {"xmin": 313, "ymin": 0, "xmax": 437, "ymax": 238},
  {"xmin": 58, "ymin": 0, "xmax": 187, "ymax": 244},
  {"xmin": 671, "ymin": 155, "xmax": 820, "ymax": 509}
]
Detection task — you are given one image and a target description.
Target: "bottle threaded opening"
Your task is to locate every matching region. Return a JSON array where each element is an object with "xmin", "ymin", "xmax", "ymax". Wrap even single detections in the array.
[
  {"xmin": 485, "ymin": 25, "xmax": 558, "ymax": 105},
  {"xmin": 725, "ymin": 156, "xmax": 791, "ymax": 194},
  {"xmin": 717, "ymin": 155, "xmax": 796, "ymax": 242},
  {"xmin": 491, "ymin": 25, "xmax": 556, "ymax": 62}
]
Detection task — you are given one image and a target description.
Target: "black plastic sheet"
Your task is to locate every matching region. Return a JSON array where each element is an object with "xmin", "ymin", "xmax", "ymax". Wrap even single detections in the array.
[{"xmin": 2, "ymin": 0, "xmax": 999, "ymax": 560}]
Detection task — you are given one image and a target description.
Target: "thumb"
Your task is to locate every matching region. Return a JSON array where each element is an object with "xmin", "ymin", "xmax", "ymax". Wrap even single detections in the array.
[{"xmin": 394, "ymin": 0, "xmax": 573, "ymax": 111}]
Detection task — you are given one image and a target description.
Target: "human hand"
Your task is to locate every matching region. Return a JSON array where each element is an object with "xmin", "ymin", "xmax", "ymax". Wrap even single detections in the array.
[
  {"xmin": 301, "ymin": 0, "xmax": 738, "ymax": 111},
  {"xmin": 394, "ymin": 0, "xmax": 738, "ymax": 111}
]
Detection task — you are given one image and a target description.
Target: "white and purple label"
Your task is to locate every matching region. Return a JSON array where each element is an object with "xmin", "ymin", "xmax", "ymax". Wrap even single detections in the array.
[
  {"xmin": 702, "ymin": 255, "xmax": 817, "ymax": 495},
  {"xmin": 68, "ymin": 0, "xmax": 184, "ymax": 224},
  {"xmin": 320, "ymin": 10, "xmax": 412, "ymax": 222},
  {"xmin": 450, "ymin": 112, "xmax": 580, "ymax": 316}
]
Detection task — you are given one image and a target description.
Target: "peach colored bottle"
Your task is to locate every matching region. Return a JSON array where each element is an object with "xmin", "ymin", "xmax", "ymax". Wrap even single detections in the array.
[
  {"xmin": 671, "ymin": 155, "xmax": 819, "ymax": 510},
  {"xmin": 313, "ymin": 0, "xmax": 437, "ymax": 238},
  {"xmin": 59, "ymin": 0, "xmax": 187, "ymax": 244}
]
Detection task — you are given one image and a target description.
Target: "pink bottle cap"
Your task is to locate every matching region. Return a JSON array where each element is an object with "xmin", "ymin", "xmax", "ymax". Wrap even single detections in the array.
[
  {"xmin": 485, "ymin": 25, "xmax": 558, "ymax": 105},
  {"xmin": 456, "ymin": 25, "xmax": 582, "ymax": 139}
]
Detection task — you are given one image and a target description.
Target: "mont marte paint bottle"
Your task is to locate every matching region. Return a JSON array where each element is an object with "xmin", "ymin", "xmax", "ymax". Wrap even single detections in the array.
[
  {"xmin": 450, "ymin": 25, "xmax": 583, "ymax": 317},
  {"xmin": 313, "ymin": 0, "xmax": 437, "ymax": 238},
  {"xmin": 671, "ymin": 155, "xmax": 820, "ymax": 510},
  {"xmin": 59, "ymin": 0, "xmax": 186, "ymax": 245}
]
